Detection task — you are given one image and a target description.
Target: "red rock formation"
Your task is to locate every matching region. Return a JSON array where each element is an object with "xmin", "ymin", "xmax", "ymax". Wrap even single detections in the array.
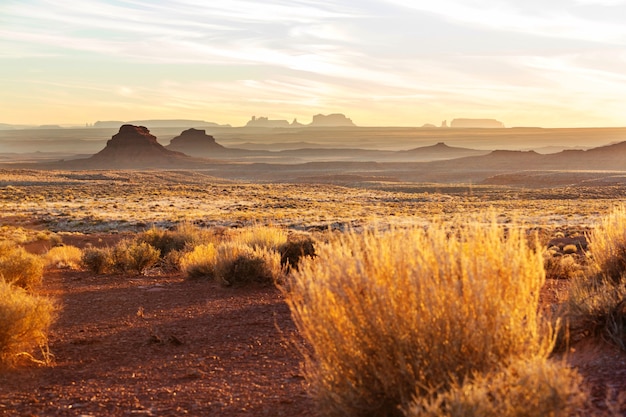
[
  {"xmin": 84, "ymin": 125, "xmax": 199, "ymax": 168},
  {"xmin": 166, "ymin": 128, "xmax": 226, "ymax": 154}
]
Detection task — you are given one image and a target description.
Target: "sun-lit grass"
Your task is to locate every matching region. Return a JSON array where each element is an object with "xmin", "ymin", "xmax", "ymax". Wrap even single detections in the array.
[
  {"xmin": 0, "ymin": 280, "xmax": 57, "ymax": 367},
  {"xmin": 0, "ymin": 242, "xmax": 44, "ymax": 290},
  {"xmin": 179, "ymin": 243, "xmax": 218, "ymax": 279},
  {"xmin": 404, "ymin": 357, "xmax": 587, "ymax": 417},
  {"xmin": 43, "ymin": 245, "xmax": 82, "ymax": 269},
  {"xmin": 284, "ymin": 218, "xmax": 569, "ymax": 417},
  {"xmin": 561, "ymin": 205, "xmax": 626, "ymax": 351},
  {"xmin": 214, "ymin": 242, "xmax": 284, "ymax": 287}
]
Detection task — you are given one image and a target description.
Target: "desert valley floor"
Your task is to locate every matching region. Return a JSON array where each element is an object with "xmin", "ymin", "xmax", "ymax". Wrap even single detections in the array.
[{"xmin": 1, "ymin": 168, "xmax": 626, "ymax": 415}]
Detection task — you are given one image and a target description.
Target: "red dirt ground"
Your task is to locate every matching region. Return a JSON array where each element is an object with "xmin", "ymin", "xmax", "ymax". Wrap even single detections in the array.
[
  {"xmin": 0, "ymin": 267, "xmax": 314, "ymax": 416},
  {"xmin": 2, "ymin": 236, "xmax": 626, "ymax": 416}
]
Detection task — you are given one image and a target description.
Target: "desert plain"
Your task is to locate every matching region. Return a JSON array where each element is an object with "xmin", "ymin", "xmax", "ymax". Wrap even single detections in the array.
[{"xmin": 1, "ymin": 124, "xmax": 626, "ymax": 416}]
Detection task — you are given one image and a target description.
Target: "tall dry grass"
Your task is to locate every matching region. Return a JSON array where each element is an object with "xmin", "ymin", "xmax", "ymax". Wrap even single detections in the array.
[
  {"xmin": 0, "ymin": 242, "xmax": 44, "ymax": 290},
  {"xmin": 587, "ymin": 204, "xmax": 626, "ymax": 282},
  {"xmin": 0, "ymin": 280, "xmax": 57, "ymax": 367},
  {"xmin": 44, "ymin": 245, "xmax": 82, "ymax": 269},
  {"xmin": 284, "ymin": 219, "xmax": 567, "ymax": 417},
  {"xmin": 563, "ymin": 205, "xmax": 626, "ymax": 350}
]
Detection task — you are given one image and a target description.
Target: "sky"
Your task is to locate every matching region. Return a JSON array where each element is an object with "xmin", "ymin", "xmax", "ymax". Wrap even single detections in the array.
[{"xmin": 1, "ymin": 0, "xmax": 626, "ymax": 128}]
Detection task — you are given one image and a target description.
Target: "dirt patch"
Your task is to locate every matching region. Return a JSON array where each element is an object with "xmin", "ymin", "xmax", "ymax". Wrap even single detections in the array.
[{"xmin": 0, "ymin": 267, "xmax": 313, "ymax": 416}]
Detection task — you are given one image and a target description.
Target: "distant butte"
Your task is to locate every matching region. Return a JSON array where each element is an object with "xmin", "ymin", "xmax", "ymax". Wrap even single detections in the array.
[
  {"xmin": 166, "ymin": 128, "xmax": 226, "ymax": 154},
  {"xmin": 450, "ymin": 118, "xmax": 505, "ymax": 128},
  {"xmin": 70, "ymin": 125, "xmax": 205, "ymax": 168}
]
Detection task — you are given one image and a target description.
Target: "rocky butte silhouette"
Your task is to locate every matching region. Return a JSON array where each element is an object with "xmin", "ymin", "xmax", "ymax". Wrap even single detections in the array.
[
  {"xmin": 310, "ymin": 113, "xmax": 355, "ymax": 127},
  {"xmin": 166, "ymin": 128, "xmax": 226, "ymax": 154},
  {"xmin": 450, "ymin": 118, "xmax": 505, "ymax": 128},
  {"xmin": 70, "ymin": 124, "xmax": 207, "ymax": 168}
]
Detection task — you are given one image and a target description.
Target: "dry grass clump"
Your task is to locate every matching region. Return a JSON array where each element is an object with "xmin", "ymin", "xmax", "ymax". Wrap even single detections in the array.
[
  {"xmin": 278, "ymin": 233, "xmax": 316, "ymax": 270},
  {"xmin": 178, "ymin": 226, "xmax": 288, "ymax": 286},
  {"xmin": 214, "ymin": 243, "xmax": 283, "ymax": 287},
  {"xmin": 234, "ymin": 225, "xmax": 288, "ymax": 250},
  {"xmin": 284, "ymin": 219, "xmax": 577, "ymax": 417},
  {"xmin": 81, "ymin": 247, "xmax": 114, "ymax": 275},
  {"xmin": 0, "ymin": 242, "xmax": 44, "ymax": 290},
  {"xmin": 179, "ymin": 243, "xmax": 218, "ymax": 279},
  {"xmin": 44, "ymin": 245, "xmax": 82, "ymax": 269},
  {"xmin": 112, "ymin": 240, "xmax": 160, "ymax": 275},
  {"xmin": 587, "ymin": 204, "xmax": 626, "ymax": 283},
  {"xmin": 562, "ymin": 205, "xmax": 626, "ymax": 351},
  {"xmin": 0, "ymin": 280, "xmax": 57, "ymax": 367},
  {"xmin": 136, "ymin": 223, "xmax": 222, "ymax": 256},
  {"xmin": 544, "ymin": 251, "xmax": 584, "ymax": 280},
  {"xmin": 404, "ymin": 357, "xmax": 587, "ymax": 417}
]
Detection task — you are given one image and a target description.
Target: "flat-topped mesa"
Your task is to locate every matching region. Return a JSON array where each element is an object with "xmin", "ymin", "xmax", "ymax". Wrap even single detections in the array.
[
  {"xmin": 166, "ymin": 128, "xmax": 226, "ymax": 154},
  {"xmin": 451, "ymin": 118, "xmax": 505, "ymax": 128},
  {"xmin": 310, "ymin": 113, "xmax": 355, "ymax": 127}
]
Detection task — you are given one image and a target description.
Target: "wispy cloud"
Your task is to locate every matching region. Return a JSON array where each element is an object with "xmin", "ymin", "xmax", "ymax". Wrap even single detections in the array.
[{"xmin": 1, "ymin": 0, "xmax": 625, "ymax": 126}]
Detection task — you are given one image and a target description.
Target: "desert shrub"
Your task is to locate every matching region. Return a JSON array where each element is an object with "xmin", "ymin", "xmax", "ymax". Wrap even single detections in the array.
[
  {"xmin": 44, "ymin": 245, "xmax": 82, "ymax": 269},
  {"xmin": 0, "ymin": 280, "xmax": 57, "ymax": 367},
  {"xmin": 179, "ymin": 243, "xmax": 218, "ymax": 279},
  {"xmin": 81, "ymin": 247, "xmax": 114, "ymax": 274},
  {"xmin": 564, "ymin": 274, "xmax": 626, "ymax": 350},
  {"xmin": 215, "ymin": 243, "xmax": 284, "ymax": 287},
  {"xmin": 544, "ymin": 252, "xmax": 584, "ymax": 280},
  {"xmin": 278, "ymin": 233, "xmax": 316, "ymax": 270},
  {"xmin": 562, "ymin": 205, "xmax": 626, "ymax": 350},
  {"xmin": 136, "ymin": 223, "xmax": 224, "ymax": 257},
  {"xmin": 403, "ymin": 357, "xmax": 587, "ymax": 417},
  {"xmin": 587, "ymin": 204, "xmax": 626, "ymax": 283},
  {"xmin": 112, "ymin": 240, "xmax": 160, "ymax": 275},
  {"xmin": 234, "ymin": 225, "xmax": 288, "ymax": 251},
  {"xmin": 0, "ymin": 242, "xmax": 44, "ymax": 290},
  {"xmin": 284, "ymin": 219, "xmax": 558, "ymax": 417}
]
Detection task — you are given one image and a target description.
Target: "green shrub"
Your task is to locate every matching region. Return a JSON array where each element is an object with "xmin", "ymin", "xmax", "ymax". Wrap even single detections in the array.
[
  {"xmin": 0, "ymin": 280, "xmax": 57, "ymax": 367},
  {"xmin": 112, "ymin": 240, "xmax": 160, "ymax": 275},
  {"xmin": 81, "ymin": 247, "xmax": 114, "ymax": 275},
  {"xmin": 284, "ymin": 219, "xmax": 559, "ymax": 417},
  {"xmin": 0, "ymin": 242, "xmax": 44, "ymax": 290}
]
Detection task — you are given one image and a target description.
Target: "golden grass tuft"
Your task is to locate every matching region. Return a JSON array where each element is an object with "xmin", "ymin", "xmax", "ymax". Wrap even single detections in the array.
[
  {"xmin": 214, "ymin": 242, "xmax": 284, "ymax": 287},
  {"xmin": 0, "ymin": 242, "xmax": 44, "ymax": 290},
  {"xmin": 284, "ymin": 218, "xmax": 568, "ymax": 417},
  {"xmin": 0, "ymin": 280, "xmax": 57, "ymax": 367},
  {"xmin": 587, "ymin": 204, "xmax": 626, "ymax": 283},
  {"xmin": 403, "ymin": 357, "xmax": 587, "ymax": 417},
  {"xmin": 234, "ymin": 225, "xmax": 288, "ymax": 251},
  {"xmin": 44, "ymin": 245, "xmax": 82, "ymax": 269},
  {"xmin": 563, "ymin": 205, "xmax": 626, "ymax": 351},
  {"xmin": 179, "ymin": 243, "xmax": 218, "ymax": 279}
]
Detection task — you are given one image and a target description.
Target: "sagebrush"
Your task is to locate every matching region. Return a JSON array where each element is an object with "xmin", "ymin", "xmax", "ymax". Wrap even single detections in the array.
[{"xmin": 284, "ymin": 219, "xmax": 575, "ymax": 417}]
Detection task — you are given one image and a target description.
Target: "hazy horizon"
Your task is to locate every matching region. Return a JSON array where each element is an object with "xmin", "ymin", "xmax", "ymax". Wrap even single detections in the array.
[{"xmin": 2, "ymin": 1, "xmax": 626, "ymax": 128}]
